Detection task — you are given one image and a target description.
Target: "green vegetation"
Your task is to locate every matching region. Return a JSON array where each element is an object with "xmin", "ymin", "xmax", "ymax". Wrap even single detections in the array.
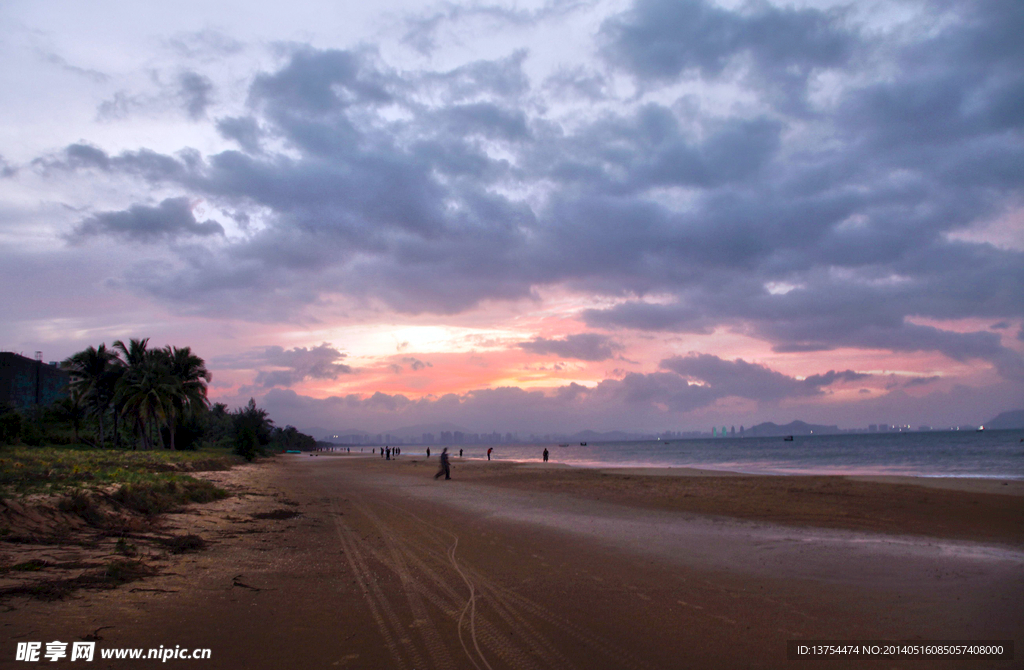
[
  {"xmin": 0, "ymin": 445, "xmax": 235, "ymax": 492},
  {"xmin": 1, "ymin": 337, "xmax": 316, "ymax": 456},
  {"xmin": 0, "ymin": 338, "xmax": 317, "ymax": 500},
  {"xmin": 113, "ymin": 477, "xmax": 227, "ymax": 515}
]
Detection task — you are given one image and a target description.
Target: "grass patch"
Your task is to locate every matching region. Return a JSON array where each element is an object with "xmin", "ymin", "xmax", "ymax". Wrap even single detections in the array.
[
  {"xmin": 58, "ymin": 491, "xmax": 108, "ymax": 526},
  {"xmin": 0, "ymin": 559, "xmax": 159, "ymax": 601},
  {"xmin": 2, "ymin": 559, "xmax": 48, "ymax": 573},
  {"xmin": 161, "ymin": 534, "xmax": 207, "ymax": 554},
  {"xmin": 115, "ymin": 537, "xmax": 138, "ymax": 557},
  {"xmin": 112, "ymin": 477, "xmax": 227, "ymax": 516},
  {"xmin": 0, "ymin": 446, "xmax": 241, "ymax": 497}
]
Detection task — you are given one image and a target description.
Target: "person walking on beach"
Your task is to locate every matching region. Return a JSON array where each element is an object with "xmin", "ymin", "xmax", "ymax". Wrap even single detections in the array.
[
  {"xmin": 543, "ymin": 448, "xmax": 549, "ymax": 462},
  {"xmin": 426, "ymin": 447, "xmax": 431, "ymax": 458},
  {"xmin": 487, "ymin": 447, "xmax": 492, "ymax": 461},
  {"xmin": 434, "ymin": 448, "xmax": 451, "ymax": 480},
  {"xmin": 459, "ymin": 448, "xmax": 463, "ymax": 458}
]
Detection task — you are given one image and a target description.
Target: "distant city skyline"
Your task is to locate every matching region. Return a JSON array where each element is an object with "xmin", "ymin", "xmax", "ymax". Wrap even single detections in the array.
[{"xmin": 1, "ymin": 0, "xmax": 1021, "ymax": 436}]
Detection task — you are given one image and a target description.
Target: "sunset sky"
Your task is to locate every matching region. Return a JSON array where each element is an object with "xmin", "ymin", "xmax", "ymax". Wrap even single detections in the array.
[{"xmin": 1, "ymin": 0, "xmax": 1021, "ymax": 436}]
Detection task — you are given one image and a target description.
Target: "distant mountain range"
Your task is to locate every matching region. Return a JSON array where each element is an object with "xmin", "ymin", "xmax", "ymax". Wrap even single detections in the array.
[
  {"xmin": 309, "ymin": 413, "xmax": 1021, "ymax": 444},
  {"xmin": 743, "ymin": 420, "xmax": 840, "ymax": 437},
  {"xmin": 983, "ymin": 409, "xmax": 1024, "ymax": 429}
]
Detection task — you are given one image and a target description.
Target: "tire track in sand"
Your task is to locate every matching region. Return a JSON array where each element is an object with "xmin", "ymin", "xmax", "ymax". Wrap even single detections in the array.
[
  {"xmin": 376, "ymin": 498, "xmax": 652, "ymax": 670},
  {"xmin": 364, "ymin": 499, "xmax": 563, "ymax": 670},
  {"xmin": 356, "ymin": 501, "xmax": 460, "ymax": 670},
  {"xmin": 330, "ymin": 499, "xmax": 420, "ymax": 669}
]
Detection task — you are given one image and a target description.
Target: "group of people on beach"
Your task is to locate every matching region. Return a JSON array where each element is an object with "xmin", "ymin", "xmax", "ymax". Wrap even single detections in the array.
[{"xmin": 378, "ymin": 446, "xmax": 401, "ymax": 460}]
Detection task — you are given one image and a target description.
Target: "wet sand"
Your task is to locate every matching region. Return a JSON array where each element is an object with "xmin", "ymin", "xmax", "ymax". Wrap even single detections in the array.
[
  {"xmin": 2, "ymin": 455, "xmax": 1021, "ymax": 669},
  {"xmin": 418, "ymin": 456, "xmax": 1024, "ymax": 545}
]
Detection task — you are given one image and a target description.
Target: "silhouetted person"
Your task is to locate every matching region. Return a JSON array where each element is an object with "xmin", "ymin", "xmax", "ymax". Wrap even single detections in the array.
[
  {"xmin": 435, "ymin": 448, "xmax": 451, "ymax": 480},
  {"xmin": 487, "ymin": 447, "xmax": 492, "ymax": 461},
  {"xmin": 459, "ymin": 448, "xmax": 463, "ymax": 458},
  {"xmin": 385, "ymin": 446, "xmax": 391, "ymax": 460},
  {"xmin": 543, "ymin": 448, "xmax": 549, "ymax": 462},
  {"xmin": 427, "ymin": 447, "xmax": 431, "ymax": 458}
]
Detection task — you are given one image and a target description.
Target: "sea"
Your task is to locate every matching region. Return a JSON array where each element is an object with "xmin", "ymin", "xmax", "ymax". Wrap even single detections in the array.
[{"xmin": 425, "ymin": 430, "xmax": 1024, "ymax": 479}]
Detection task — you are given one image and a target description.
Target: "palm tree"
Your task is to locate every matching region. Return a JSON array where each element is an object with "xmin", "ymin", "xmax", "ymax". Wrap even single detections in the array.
[
  {"xmin": 115, "ymin": 351, "xmax": 178, "ymax": 450},
  {"xmin": 62, "ymin": 344, "xmax": 120, "ymax": 446},
  {"xmin": 113, "ymin": 338, "xmax": 149, "ymax": 369},
  {"xmin": 98, "ymin": 364, "xmax": 125, "ymax": 447},
  {"xmin": 54, "ymin": 387, "xmax": 88, "ymax": 444},
  {"xmin": 113, "ymin": 338, "xmax": 150, "ymax": 448},
  {"xmin": 163, "ymin": 346, "xmax": 211, "ymax": 450}
]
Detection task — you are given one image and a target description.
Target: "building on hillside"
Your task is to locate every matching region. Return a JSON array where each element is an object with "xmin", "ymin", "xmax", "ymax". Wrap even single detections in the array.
[{"xmin": 0, "ymin": 352, "xmax": 70, "ymax": 409}]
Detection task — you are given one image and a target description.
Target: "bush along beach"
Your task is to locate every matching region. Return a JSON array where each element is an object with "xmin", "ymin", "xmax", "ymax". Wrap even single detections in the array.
[{"xmin": 0, "ymin": 337, "xmax": 315, "ymax": 600}]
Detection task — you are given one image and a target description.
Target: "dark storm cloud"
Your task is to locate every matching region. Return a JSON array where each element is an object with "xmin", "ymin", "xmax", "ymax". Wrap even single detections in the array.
[
  {"xmin": 659, "ymin": 353, "xmax": 865, "ymax": 402},
  {"xmin": 69, "ymin": 197, "xmax": 224, "ymax": 242},
  {"xmin": 179, "ymin": 71, "xmax": 214, "ymax": 119},
  {"xmin": 441, "ymin": 103, "xmax": 530, "ymax": 141},
  {"xmin": 218, "ymin": 343, "xmax": 354, "ymax": 388},
  {"xmin": 93, "ymin": 70, "xmax": 217, "ymax": 122},
  {"xmin": 600, "ymin": 0, "xmax": 853, "ymax": 106},
  {"xmin": 532, "ymin": 105, "xmax": 783, "ymax": 193},
  {"xmin": 420, "ymin": 50, "xmax": 530, "ymax": 102},
  {"xmin": 40, "ymin": 143, "xmax": 192, "ymax": 183},
  {"xmin": 583, "ymin": 300, "xmax": 712, "ymax": 333},
  {"xmin": 519, "ymin": 333, "xmax": 622, "ymax": 361},
  {"xmin": 216, "ymin": 116, "xmax": 263, "ymax": 153},
  {"xmin": 0, "ymin": 155, "xmax": 16, "ymax": 178},
  {"xmin": 249, "ymin": 48, "xmax": 393, "ymax": 117},
  {"xmin": 43, "ymin": 1, "xmax": 1024, "ymax": 379}
]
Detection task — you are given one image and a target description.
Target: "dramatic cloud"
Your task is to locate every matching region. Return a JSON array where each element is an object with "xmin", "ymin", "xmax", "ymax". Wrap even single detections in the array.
[
  {"xmin": 660, "ymin": 354, "xmax": 867, "ymax": 402},
  {"xmin": 179, "ymin": 71, "xmax": 214, "ymax": 119},
  {"xmin": 391, "ymin": 357, "xmax": 433, "ymax": 373},
  {"xmin": 600, "ymin": 0, "xmax": 854, "ymax": 105},
  {"xmin": 216, "ymin": 343, "xmax": 354, "ymax": 388},
  {"xmin": 2, "ymin": 0, "xmax": 1022, "ymax": 434},
  {"xmin": 519, "ymin": 334, "xmax": 623, "ymax": 361},
  {"xmin": 69, "ymin": 197, "xmax": 224, "ymax": 242}
]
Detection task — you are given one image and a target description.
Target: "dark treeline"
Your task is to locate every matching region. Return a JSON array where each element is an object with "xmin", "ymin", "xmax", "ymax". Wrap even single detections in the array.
[{"xmin": 0, "ymin": 338, "xmax": 315, "ymax": 461}]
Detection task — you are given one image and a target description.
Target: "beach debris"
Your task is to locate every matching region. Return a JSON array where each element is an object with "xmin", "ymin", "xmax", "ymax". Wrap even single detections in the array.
[
  {"xmin": 231, "ymin": 574, "xmax": 261, "ymax": 591},
  {"xmin": 80, "ymin": 626, "xmax": 114, "ymax": 641}
]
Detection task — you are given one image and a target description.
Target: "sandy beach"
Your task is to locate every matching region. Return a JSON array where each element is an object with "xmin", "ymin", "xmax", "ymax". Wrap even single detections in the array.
[{"xmin": 2, "ymin": 454, "xmax": 1021, "ymax": 669}]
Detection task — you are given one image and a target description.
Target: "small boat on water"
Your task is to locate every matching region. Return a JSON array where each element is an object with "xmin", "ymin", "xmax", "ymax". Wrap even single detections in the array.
[
  {"xmin": 580, "ymin": 442, "xmax": 587, "ymax": 446},
  {"xmin": 558, "ymin": 443, "xmax": 570, "ymax": 448},
  {"xmin": 783, "ymin": 435, "xmax": 794, "ymax": 441}
]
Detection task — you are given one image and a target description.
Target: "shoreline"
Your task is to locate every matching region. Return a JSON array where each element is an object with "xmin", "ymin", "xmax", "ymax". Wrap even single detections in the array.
[
  {"xmin": 321, "ymin": 455, "xmax": 1024, "ymax": 546},
  {"xmin": 311, "ymin": 451, "xmax": 1024, "ymax": 495}
]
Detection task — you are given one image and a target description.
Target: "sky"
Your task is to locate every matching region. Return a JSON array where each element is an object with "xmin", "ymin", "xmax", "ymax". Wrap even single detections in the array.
[{"xmin": 1, "ymin": 0, "xmax": 1021, "ymax": 437}]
